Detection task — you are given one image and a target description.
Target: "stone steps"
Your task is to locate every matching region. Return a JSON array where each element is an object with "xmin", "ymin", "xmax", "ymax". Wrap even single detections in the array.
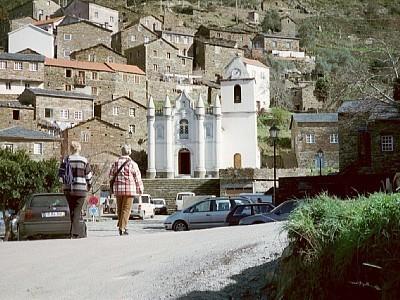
[{"xmin": 143, "ymin": 178, "xmax": 220, "ymax": 212}]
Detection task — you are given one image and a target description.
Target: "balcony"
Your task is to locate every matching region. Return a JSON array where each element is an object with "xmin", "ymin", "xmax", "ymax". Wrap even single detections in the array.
[{"xmin": 74, "ymin": 76, "xmax": 86, "ymax": 86}]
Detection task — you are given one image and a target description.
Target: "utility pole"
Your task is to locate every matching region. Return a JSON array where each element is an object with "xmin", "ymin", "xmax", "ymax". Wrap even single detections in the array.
[{"xmin": 236, "ymin": 0, "xmax": 238, "ymax": 24}]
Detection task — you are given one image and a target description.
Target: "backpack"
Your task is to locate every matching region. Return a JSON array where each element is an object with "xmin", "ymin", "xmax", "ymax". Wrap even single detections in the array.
[{"xmin": 59, "ymin": 156, "xmax": 74, "ymax": 185}]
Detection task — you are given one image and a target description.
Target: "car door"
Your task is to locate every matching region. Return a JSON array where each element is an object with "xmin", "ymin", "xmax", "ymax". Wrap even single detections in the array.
[
  {"xmin": 187, "ymin": 200, "xmax": 212, "ymax": 229},
  {"xmin": 211, "ymin": 198, "xmax": 231, "ymax": 227}
]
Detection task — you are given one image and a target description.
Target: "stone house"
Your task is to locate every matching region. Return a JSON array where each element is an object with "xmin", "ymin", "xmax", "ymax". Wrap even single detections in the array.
[
  {"xmin": 18, "ymin": 87, "xmax": 95, "ymax": 130},
  {"xmin": 94, "ymin": 96, "xmax": 147, "ymax": 152},
  {"xmin": 111, "ymin": 22, "xmax": 158, "ymax": 55},
  {"xmin": 125, "ymin": 38, "xmax": 192, "ymax": 81},
  {"xmin": 63, "ymin": 0, "xmax": 119, "ymax": 33},
  {"xmin": 33, "ymin": 16, "xmax": 65, "ymax": 35},
  {"xmin": 289, "ymin": 81, "xmax": 321, "ymax": 112},
  {"xmin": 8, "ymin": 24, "xmax": 55, "ymax": 58},
  {"xmin": 70, "ymin": 43, "xmax": 127, "ymax": 64},
  {"xmin": 0, "ymin": 101, "xmax": 35, "ymax": 130},
  {"xmin": 252, "ymin": 33, "xmax": 300, "ymax": 52},
  {"xmin": 159, "ymin": 27, "xmax": 196, "ymax": 57},
  {"xmin": 247, "ymin": 11, "xmax": 260, "ymax": 25},
  {"xmin": 280, "ymin": 15, "xmax": 297, "ymax": 37},
  {"xmin": 56, "ymin": 18, "xmax": 112, "ymax": 59},
  {"xmin": 338, "ymin": 98, "xmax": 400, "ymax": 175},
  {"xmin": 61, "ymin": 117, "xmax": 126, "ymax": 169},
  {"xmin": 0, "ymin": 53, "xmax": 45, "ymax": 95},
  {"xmin": 44, "ymin": 58, "xmax": 146, "ymax": 105},
  {"xmin": 194, "ymin": 37, "xmax": 244, "ymax": 81},
  {"xmin": 290, "ymin": 113, "xmax": 339, "ymax": 170},
  {"xmin": 8, "ymin": 0, "xmax": 60, "ymax": 21},
  {"xmin": 195, "ymin": 25, "xmax": 253, "ymax": 49},
  {"xmin": 139, "ymin": 15, "xmax": 163, "ymax": 32},
  {"xmin": 0, "ymin": 126, "xmax": 61, "ymax": 161}
]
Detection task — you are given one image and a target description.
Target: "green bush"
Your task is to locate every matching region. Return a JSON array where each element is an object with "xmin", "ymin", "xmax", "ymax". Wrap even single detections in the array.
[
  {"xmin": 274, "ymin": 193, "xmax": 400, "ymax": 299},
  {"xmin": 261, "ymin": 9, "xmax": 281, "ymax": 33}
]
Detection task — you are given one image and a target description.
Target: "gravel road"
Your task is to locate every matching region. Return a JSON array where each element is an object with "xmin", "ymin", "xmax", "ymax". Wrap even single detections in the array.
[{"xmin": 0, "ymin": 220, "xmax": 287, "ymax": 300}]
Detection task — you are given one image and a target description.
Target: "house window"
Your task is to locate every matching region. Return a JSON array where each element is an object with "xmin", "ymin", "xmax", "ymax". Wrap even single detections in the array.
[
  {"xmin": 183, "ymin": 49, "xmax": 187, "ymax": 56},
  {"xmin": 14, "ymin": 62, "xmax": 23, "ymax": 70},
  {"xmin": 286, "ymin": 42, "xmax": 291, "ymax": 49},
  {"xmin": 92, "ymin": 72, "xmax": 98, "ymax": 80},
  {"xmin": 6, "ymin": 82, "xmax": 11, "ymax": 90},
  {"xmin": 12, "ymin": 110, "xmax": 20, "ymax": 120},
  {"xmin": 63, "ymin": 50, "xmax": 71, "ymax": 57},
  {"xmin": 381, "ymin": 135, "xmax": 394, "ymax": 152},
  {"xmin": 166, "ymin": 66, "xmax": 171, "ymax": 73},
  {"xmin": 144, "ymin": 36, "xmax": 149, "ymax": 43},
  {"xmin": 25, "ymin": 83, "xmax": 30, "ymax": 88},
  {"xmin": 0, "ymin": 61, "xmax": 6, "ymax": 69},
  {"xmin": 64, "ymin": 34, "xmax": 71, "ymax": 40},
  {"xmin": 131, "ymin": 35, "xmax": 136, "ymax": 41},
  {"xmin": 60, "ymin": 109, "xmax": 69, "ymax": 119},
  {"xmin": 94, "ymin": 11, "xmax": 98, "ymax": 18},
  {"xmin": 183, "ymin": 37, "xmax": 188, "ymax": 44},
  {"xmin": 153, "ymin": 50, "xmax": 158, "ymax": 57},
  {"xmin": 65, "ymin": 84, "xmax": 72, "ymax": 91},
  {"xmin": 123, "ymin": 74, "xmax": 128, "ymax": 82},
  {"xmin": 74, "ymin": 111, "xmax": 83, "ymax": 120},
  {"xmin": 166, "ymin": 52, "xmax": 171, "ymax": 59},
  {"xmin": 112, "ymin": 106, "xmax": 119, "ymax": 116},
  {"xmin": 91, "ymin": 87, "xmax": 98, "ymax": 95},
  {"xmin": 110, "ymin": 16, "xmax": 114, "ymax": 22},
  {"xmin": 114, "ymin": 123, "xmax": 120, "ymax": 127},
  {"xmin": 129, "ymin": 125, "xmax": 135, "ymax": 134},
  {"xmin": 81, "ymin": 132, "xmax": 89, "ymax": 142},
  {"xmin": 107, "ymin": 56, "xmax": 114, "ymax": 63},
  {"xmin": 182, "ymin": 58, "xmax": 186, "ymax": 65},
  {"xmin": 272, "ymin": 41, "xmax": 277, "ymax": 48},
  {"xmin": 234, "ymin": 85, "xmax": 241, "ymax": 103},
  {"xmin": 29, "ymin": 62, "xmax": 38, "ymax": 71},
  {"xmin": 33, "ymin": 143, "xmax": 43, "ymax": 155},
  {"xmin": 153, "ymin": 64, "xmax": 158, "ymax": 71},
  {"xmin": 134, "ymin": 76, "xmax": 140, "ymax": 84},
  {"xmin": 44, "ymin": 108, "xmax": 53, "ymax": 118},
  {"xmin": 217, "ymin": 33, "xmax": 221, "ymax": 38},
  {"xmin": 129, "ymin": 108, "xmax": 136, "ymax": 117},
  {"xmin": 65, "ymin": 69, "xmax": 72, "ymax": 77},
  {"xmin": 306, "ymin": 134, "xmax": 315, "ymax": 144},
  {"xmin": 179, "ymin": 119, "xmax": 189, "ymax": 139},
  {"xmin": 330, "ymin": 133, "xmax": 338, "ymax": 144},
  {"xmin": 138, "ymin": 25, "xmax": 142, "ymax": 32},
  {"xmin": 88, "ymin": 54, "xmax": 96, "ymax": 62}
]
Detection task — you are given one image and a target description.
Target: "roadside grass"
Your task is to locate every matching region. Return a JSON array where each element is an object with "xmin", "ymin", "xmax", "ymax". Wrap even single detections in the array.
[{"xmin": 271, "ymin": 193, "xmax": 400, "ymax": 299}]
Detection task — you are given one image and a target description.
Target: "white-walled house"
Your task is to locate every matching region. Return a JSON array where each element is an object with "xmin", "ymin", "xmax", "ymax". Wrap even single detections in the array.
[
  {"xmin": 146, "ymin": 57, "xmax": 262, "ymax": 178},
  {"xmin": 8, "ymin": 24, "xmax": 54, "ymax": 58}
]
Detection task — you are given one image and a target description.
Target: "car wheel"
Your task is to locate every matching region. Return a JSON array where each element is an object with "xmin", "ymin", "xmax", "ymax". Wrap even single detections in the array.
[
  {"xmin": 173, "ymin": 221, "xmax": 188, "ymax": 232},
  {"xmin": 151, "ymin": 210, "xmax": 155, "ymax": 218}
]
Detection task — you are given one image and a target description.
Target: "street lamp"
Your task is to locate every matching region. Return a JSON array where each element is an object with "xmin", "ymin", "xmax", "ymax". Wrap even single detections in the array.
[
  {"xmin": 269, "ymin": 124, "xmax": 280, "ymax": 205},
  {"xmin": 317, "ymin": 148, "xmax": 324, "ymax": 176}
]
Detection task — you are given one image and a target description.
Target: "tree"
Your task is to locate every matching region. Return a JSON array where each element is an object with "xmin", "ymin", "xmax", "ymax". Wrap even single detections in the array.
[
  {"xmin": 0, "ymin": 149, "xmax": 60, "ymax": 241},
  {"xmin": 261, "ymin": 9, "xmax": 281, "ymax": 33}
]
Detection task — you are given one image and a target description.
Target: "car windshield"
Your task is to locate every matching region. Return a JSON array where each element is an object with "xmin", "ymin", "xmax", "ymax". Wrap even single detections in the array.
[
  {"xmin": 141, "ymin": 196, "xmax": 149, "ymax": 203},
  {"xmin": 153, "ymin": 200, "xmax": 164, "ymax": 205},
  {"xmin": 30, "ymin": 195, "xmax": 68, "ymax": 207},
  {"xmin": 272, "ymin": 201, "xmax": 297, "ymax": 214},
  {"xmin": 233, "ymin": 205, "xmax": 252, "ymax": 216},
  {"xmin": 133, "ymin": 196, "xmax": 139, "ymax": 204}
]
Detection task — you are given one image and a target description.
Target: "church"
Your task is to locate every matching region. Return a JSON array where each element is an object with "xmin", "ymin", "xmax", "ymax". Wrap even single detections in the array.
[{"xmin": 146, "ymin": 56, "xmax": 270, "ymax": 178}]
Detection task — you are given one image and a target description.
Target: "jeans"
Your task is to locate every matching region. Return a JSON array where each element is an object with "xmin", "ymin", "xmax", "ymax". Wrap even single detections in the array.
[
  {"xmin": 116, "ymin": 196, "xmax": 133, "ymax": 230},
  {"xmin": 66, "ymin": 195, "xmax": 85, "ymax": 237}
]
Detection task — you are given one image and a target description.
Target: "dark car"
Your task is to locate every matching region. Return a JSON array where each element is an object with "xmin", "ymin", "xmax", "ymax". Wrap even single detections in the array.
[
  {"xmin": 226, "ymin": 203, "xmax": 275, "ymax": 226},
  {"xmin": 16, "ymin": 193, "xmax": 87, "ymax": 240},
  {"xmin": 239, "ymin": 200, "xmax": 300, "ymax": 225}
]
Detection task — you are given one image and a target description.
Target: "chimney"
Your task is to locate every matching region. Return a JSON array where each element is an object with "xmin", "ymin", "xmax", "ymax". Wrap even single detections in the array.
[{"xmin": 394, "ymin": 77, "xmax": 400, "ymax": 101}]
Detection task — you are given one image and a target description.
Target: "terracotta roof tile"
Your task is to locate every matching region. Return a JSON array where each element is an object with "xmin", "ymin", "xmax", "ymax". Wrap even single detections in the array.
[
  {"xmin": 45, "ymin": 58, "xmax": 114, "ymax": 72},
  {"xmin": 105, "ymin": 62, "xmax": 145, "ymax": 75},
  {"xmin": 33, "ymin": 16, "xmax": 64, "ymax": 26}
]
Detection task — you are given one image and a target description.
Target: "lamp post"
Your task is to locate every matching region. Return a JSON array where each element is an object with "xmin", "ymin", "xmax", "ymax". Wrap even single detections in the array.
[
  {"xmin": 269, "ymin": 124, "xmax": 279, "ymax": 205},
  {"xmin": 317, "ymin": 148, "xmax": 324, "ymax": 176}
]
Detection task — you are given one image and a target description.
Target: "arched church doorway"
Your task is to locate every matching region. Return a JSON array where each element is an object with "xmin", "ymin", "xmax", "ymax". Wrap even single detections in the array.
[{"xmin": 178, "ymin": 148, "xmax": 191, "ymax": 175}]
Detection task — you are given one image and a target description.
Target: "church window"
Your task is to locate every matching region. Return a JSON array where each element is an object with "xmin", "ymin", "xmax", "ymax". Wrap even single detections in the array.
[
  {"xmin": 234, "ymin": 85, "xmax": 241, "ymax": 103},
  {"xmin": 234, "ymin": 153, "xmax": 242, "ymax": 169},
  {"xmin": 156, "ymin": 126, "xmax": 164, "ymax": 140},
  {"xmin": 179, "ymin": 119, "xmax": 189, "ymax": 139},
  {"xmin": 205, "ymin": 124, "xmax": 213, "ymax": 138}
]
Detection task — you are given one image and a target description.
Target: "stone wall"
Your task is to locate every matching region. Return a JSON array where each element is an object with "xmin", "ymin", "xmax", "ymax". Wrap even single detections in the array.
[
  {"xmin": 291, "ymin": 121, "xmax": 339, "ymax": 169},
  {"xmin": 208, "ymin": 29, "xmax": 252, "ymax": 49},
  {"xmin": 116, "ymin": 23, "xmax": 158, "ymax": 55},
  {"xmin": 0, "ymin": 59, "xmax": 44, "ymax": 82},
  {"xmin": 0, "ymin": 139, "xmax": 61, "ymax": 161},
  {"xmin": 70, "ymin": 45, "xmax": 127, "ymax": 64},
  {"xmin": 97, "ymin": 97, "xmax": 147, "ymax": 152},
  {"xmin": 57, "ymin": 22, "xmax": 111, "ymax": 59},
  {"xmin": 113, "ymin": 73, "xmax": 146, "ymax": 106},
  {"xmin": 0, "ymin": 106, "xmax": 35, "ymax": 130},
  {"xmin": 9, "ymin": 0, "xmax": 59, "ymax": 20},
  {"xmin": 253, "ymin": 35, "xmax": 300, "ymax": 52}
]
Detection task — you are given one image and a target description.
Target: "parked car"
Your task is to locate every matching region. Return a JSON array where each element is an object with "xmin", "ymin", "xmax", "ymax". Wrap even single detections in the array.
[
  {"xmin": 16, "ymin": 193, "xmax": 87, "ymax": 240},
  {"xmin": 226, "ymin": 203, "xmax": 275, "ymax": 226},
  {"xmin": 175, "ymin": 192, "xmax": 195, "ymax": 211},
  {"xmin": 239, "ymin": 200, "xmax": 300, "ymax": 225},
  {"xmin": 131, "ymin": 194, "xmax": 155, "ymax": 219},
  {"xmin": 164, "ymin": 196, "xmax": 251, "ymax": 231},
  {"xmin": 153, "ymin": 198, "xmax": 168, "ymax": 215}
]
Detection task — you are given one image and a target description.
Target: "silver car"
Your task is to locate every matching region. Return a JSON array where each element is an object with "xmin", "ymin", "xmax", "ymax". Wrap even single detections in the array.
[
  {"xmin": 239, "ymin": 200, "xmax": 300, "ymax": 225},
  {"xmin": 164, "ymin": 197, "xmax": 250, "ymax": 231}
]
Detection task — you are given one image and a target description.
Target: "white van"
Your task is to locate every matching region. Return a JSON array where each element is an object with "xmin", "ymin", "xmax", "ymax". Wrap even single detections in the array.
[
  {"xmin": 131, "ymin": 194, "xmax": 155, "ymax": 219},
  {"xmin": 175, "ymin": 192, "xmax": 195, "ymax": 211}
]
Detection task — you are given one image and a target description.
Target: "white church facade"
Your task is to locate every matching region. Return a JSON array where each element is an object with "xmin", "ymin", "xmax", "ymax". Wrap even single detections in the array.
[{"xmin": 146, "ymin": 56, "xmax": 269, "ymax": 178}]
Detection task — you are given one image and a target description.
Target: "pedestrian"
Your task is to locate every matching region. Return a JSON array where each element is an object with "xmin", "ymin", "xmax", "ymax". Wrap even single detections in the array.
[
  {"xmin": 109, "ymin": 145, "xmax": 144, "ymax": 236},
  {"xmin": 59, "ymin": 141, "xmax": 92, "ymax": 239}
]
